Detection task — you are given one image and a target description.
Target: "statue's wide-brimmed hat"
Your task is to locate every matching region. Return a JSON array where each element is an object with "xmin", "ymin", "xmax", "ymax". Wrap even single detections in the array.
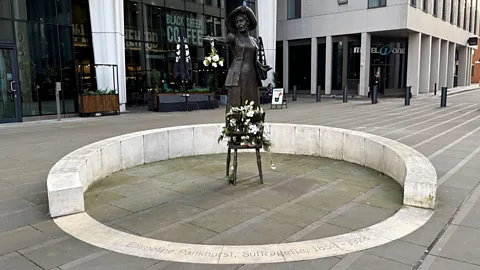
[{"xmin": 226, "ymin": 5, "xmax": 257, "ymax": 32}]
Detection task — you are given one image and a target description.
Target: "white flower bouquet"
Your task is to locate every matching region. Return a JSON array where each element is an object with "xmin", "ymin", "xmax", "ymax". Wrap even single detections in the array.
[{"xmin": 204, "ymin": 41, "xmax": 225, "ymax": 68}]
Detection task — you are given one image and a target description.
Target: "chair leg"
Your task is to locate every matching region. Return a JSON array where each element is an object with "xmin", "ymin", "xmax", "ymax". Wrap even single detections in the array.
[
  {"xmin": 226, "ymin": 146, "xmax": 231, "ymax": 177},
  {"xmin": 256, "ymin": 148, "xmax": 263, "ymax": 184},
  {"xmin": 233, "ymin": 149, "xmax": 238, "ymax": 186}
]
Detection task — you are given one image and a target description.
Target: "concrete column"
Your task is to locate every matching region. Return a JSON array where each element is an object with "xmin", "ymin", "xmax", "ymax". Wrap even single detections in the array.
[
  {"xmin": 458, "ymin": 45, "xmax": 468, "ymax": 86},
  {"xmin": 283, "ymin": 40, "xmax": 289, "ymax": 93},
  {"xmin": 447, "ymin": 42, "xmax": 456, "ymax": 88},
  {"xmin": 440, "ymin": 40, "xmax": 449, "ymax": 87},
  {"xmin": 407, "ymin": 32, "xmax": 422, "ymax": 95},
  {"xmin": 257, "ymin": 0, "xmax": 277, "ymax": 86},
  {"xmin": 359, "ymin": 32, "xmax": 371, "ymax": 96},
  {"xmin": 420, "ymin": 35, "xmax": 432, "ymax": 93},
  {"xmin": 311, "ymin": 37, "xmax": 318, "ymax": 95},
  {"xmin": 89, "ymin": 0, "xmax": 127, "ymax": 112},
  {"xmin": 430, "ymin": 38, "xmax": 441, "ymax": 92},
  {"xmin": 325, "ymin": 36, "xmax": 333, "ymax": 95}
]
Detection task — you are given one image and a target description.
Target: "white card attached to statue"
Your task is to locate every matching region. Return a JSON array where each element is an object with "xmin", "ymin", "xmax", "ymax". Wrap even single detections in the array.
[{"xmin": 272, "ymin": 88, "xmax": 284, "ymax": 105}]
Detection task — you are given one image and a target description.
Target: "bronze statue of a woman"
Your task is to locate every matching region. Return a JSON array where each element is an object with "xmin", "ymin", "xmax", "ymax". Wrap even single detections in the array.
[{"xmin": 204, "ymin": 6, "xmax": 271, "ymax": 108}]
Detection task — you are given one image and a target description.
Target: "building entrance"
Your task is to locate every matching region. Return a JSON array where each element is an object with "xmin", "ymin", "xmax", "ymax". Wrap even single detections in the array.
[
  {"xmin": 369, "ymin": 40, "xmax": 407, "ymax": 96},
  {"xmin": 0, "ymin": 45, "xmax": 21, "ymax": 123}
]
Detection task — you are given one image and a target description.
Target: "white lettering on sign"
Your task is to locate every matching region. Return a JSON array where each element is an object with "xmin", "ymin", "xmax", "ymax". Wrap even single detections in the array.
[
  {"xmin": 354, "ymin": 46, "xmax": 406, "ymax": 55},
  {"xmin": 166, "ymin": 13, "xmax": 203, "ymax": 46}
]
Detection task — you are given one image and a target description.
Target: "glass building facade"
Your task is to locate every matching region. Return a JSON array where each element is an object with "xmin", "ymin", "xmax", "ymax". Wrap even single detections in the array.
[
  {"xmin": 119, "ymin": 0, "xmax": 228, "ymax": 106},
  {"xmin": 0, "ymin": 0, "xmax": 76, "ymax": 120},
  {"xmin": 0, "ymin": 0, "xmax": 229, "ymax": 121}
]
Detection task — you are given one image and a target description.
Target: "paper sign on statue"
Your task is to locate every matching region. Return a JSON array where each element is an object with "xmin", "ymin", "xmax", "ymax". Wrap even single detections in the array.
[{"xmin": 272, "ymin": 88, "xmax": 284, "ymax": 105}]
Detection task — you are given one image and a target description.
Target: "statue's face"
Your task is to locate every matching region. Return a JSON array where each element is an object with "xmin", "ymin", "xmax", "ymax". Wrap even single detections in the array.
[{"xmin": 235, "ymin": 15, "xmax": 249, "ymax": 33}]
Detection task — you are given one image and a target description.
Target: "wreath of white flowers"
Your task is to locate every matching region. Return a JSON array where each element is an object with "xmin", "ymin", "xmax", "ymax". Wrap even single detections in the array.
[
  {"xmin": 203, "ymin": 40, "xmax": 224, "ymax": 68},
  {"xmin": 218, "ymin": 101, "xmax": 276, "ymax": 172}
]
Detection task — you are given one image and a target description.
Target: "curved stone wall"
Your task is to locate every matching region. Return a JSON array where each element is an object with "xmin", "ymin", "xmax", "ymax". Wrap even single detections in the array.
[{"xmin": 47, "ymin": 123, "xmax": 437, "ymax": 218}]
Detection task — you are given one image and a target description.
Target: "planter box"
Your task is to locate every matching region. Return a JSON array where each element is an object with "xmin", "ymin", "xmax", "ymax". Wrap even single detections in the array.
[
  {"xmin": 79, "ymin": 94, "xmax": 120, "ymax": 115},
  {"xmin": 147, "ymin": 92, "xmax": 159, "ymax": 111},
  {"xmin": 155, "ymin": 92, "xmax": 218, "ymax": 112}
]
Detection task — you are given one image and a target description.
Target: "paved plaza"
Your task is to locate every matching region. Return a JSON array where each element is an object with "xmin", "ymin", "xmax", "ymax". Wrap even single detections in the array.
[
  {"xmin": 1, "ymin": 89, "xmax": 480, "ymax": 269},
  {"xmin": 85, "ymin": 154, "xmax": 401, "ymax": 246}
]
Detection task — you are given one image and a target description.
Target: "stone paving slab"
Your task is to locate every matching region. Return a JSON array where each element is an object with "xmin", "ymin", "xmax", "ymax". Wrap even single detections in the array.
[
  {"xmin": 3, "ymin": 91, "xmax": 480, "ymax": 268},
  {"xmin": 80, "ymin": 153, "xmax": 404, "ymax": 248},
  {"xmin": 0, "ymin": 252, "xmax": 43, "ymax": 270}
]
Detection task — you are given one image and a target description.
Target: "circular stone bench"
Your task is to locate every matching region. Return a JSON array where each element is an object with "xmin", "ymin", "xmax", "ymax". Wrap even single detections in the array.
[{"xmin": 47, "ymin": 123, "xmax": 437, "ymax": 264}]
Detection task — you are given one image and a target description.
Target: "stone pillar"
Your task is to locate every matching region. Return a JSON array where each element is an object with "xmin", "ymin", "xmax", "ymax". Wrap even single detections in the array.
[
  {"xmin": 457, "ymin": 45, "xmax": 468, "ymax": 86},
  {"xmin": 440, "ymin": 40, "xmax": 449, "ymax": 87},
  {"xmin": 407, "ymin": 32, "xmax": 421, "ymax": 95},
  {"xmin": 447, "ymin": 42, "xmax": 456, "ymax": 88},
  {"xmin": 359, "ymin": 32, "xmax": 371, "ymax": 96},
  {"xmin": 257, "ymin": 0, "xmax": 277, "ymax": 86},
  {"xmin": 283, "ymin": 40, "xmax": 289, "ymax": 93},
  {"xmin": 420, "ymin": 34, "xmax": 432, "ymax": 93},
  {"xmin": 430, "ymin": 38, "xmax": 441, "ymax": 93},
  {"xmin": 325, "ymin": 36, "xmax": 333, "ymax": 95},
  {"xmin": 311, "ymin": 37, "xmax": 318, "ymax": 95},
  {"xmin": 89, "ymin": 0, "xmax": 127, "ymax": 112}
]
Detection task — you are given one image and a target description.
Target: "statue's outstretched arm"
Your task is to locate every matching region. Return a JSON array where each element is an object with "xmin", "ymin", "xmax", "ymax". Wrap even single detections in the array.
[{"xmin": 202, "ymin": 33, "xmax": 235, "ymax": 45}]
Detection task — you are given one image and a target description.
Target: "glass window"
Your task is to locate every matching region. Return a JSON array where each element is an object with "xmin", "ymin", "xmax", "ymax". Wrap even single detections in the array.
[
  {"xmin": 469, "ymin": 3, "xmax": 473, "ymax": 31},
  {"xmin": 287, "ymin": 0, "xmax": 301, "ymax": 19},
  {"xmin": 58, "ymin": 26, "xmax": 77, "ymax": 114},
  {"xmin": 442, "ymin": 0, "xmax": 447, "ymax": 19},
  {"xmin": 433, "ymin": 0, "xmax": 438, "ymax": 16},
  {"xmin": 185, "ymin": 12, "xmax": 204, "ymax": 46},
  {"xmin": 475, "ymin": 9, "xmax": 478, "ymax": 34},
  {"xmin": 0, "ymin": 20, "xmax": 13, "ymax": 42},
  {"xmin": 124, "ymin": 0, "xmax": 144, "ymax": 41},
  {"xmin": 57, "ymin": 0, "xmax": 72, "ymax": 25},
  {"xmin": 144, "ymin": 5, "xmax": 163, "ymax": 45},
  {"xmin": 369, "ymin": 0, "xmax": 387, "ymax": 8},
  {"xmin": 13, "ymin": 0, "xmax": 57, "ymax": 23},
  {"xmin": 423, "ymin": 0, "xmax": 428, "ymax": 11},
  {"xmin": 332, "ymin": 41, "xmax": 343, "ymax": 90},
  {"xmin": 347, "ymin": 40, "xmax": 361, "ymax": 90},
  {"xmin": 0, "ymin": 0, "xmax": 10, "ymax": 18},
  {"xmin": 450, "ymin": 0, "xmax": 454, "ymax": 24},
  {"xmin": 457, "ymin": 0, "xmax": 461, "ymax": 26}
]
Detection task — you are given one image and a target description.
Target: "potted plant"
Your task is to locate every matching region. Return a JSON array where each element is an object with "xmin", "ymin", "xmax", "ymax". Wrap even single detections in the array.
[{"xmin": 79, "ymin": 88, "xmax": 120, "ymax": 116}]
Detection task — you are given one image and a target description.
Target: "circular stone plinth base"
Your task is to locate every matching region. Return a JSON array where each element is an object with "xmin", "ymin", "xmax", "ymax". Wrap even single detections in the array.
[
  {"xmin": 50, "ymin": 124, "xmax": 436, "ymax": 264},
  {"xmin": 85, "ymin": 154, "xmax": 404, "ymax": 246}
]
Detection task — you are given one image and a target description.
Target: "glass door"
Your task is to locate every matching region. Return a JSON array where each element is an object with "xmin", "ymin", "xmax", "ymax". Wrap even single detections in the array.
[{"xmin": 0, "ymin": 45, "xmax": 21, "ymax": 123}]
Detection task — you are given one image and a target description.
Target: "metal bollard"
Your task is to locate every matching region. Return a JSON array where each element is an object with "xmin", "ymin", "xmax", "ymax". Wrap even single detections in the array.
[
  {"xmin": 405, "ymin": 86, "xmax": 412, "ymax": 106},
  {"xmin": 434, "ymin": 83, "xmax": 437, "ymax": 96},
  {"xmin": 343, "ymin": 85, "xmax": 348, "ymax": 103},
  {"xmin": 372, "ymin": 85, "xmax": 378, "ymax": 104},
  {"xmin": 441, "ymin": 87, "xmax": 448, "ymax": 107},
  {"xmin": 293, "ymin": 85, "xmax": 297, "ymax": 102},
  {"xmin": 316, "ymin": 86, "xmax": 321, "ymax": 102},
  {"xmin": 55, "ymin": 82, "xmax": 61, "ymax": 121}
]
